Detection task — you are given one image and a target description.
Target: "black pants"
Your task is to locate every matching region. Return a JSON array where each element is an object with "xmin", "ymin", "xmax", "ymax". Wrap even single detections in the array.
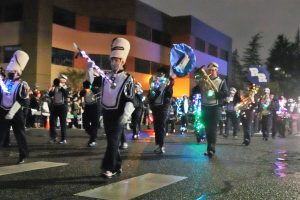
[
  {"xmin": 0, "ymin": 108, "xmax": 28, "ymax": 159},
  {"xmin": 181, "ymin": 114, "xmax": 188, "ymax": 128},
  {"xmin": 83, "ymin": 105, "xmax": 100, "ymax": 143},
  {"xmin": 225, "ymin": 111, "xmax": 238, "ymax": 136},
  {"xmin": 131, "ymin": 107, "xmax": 143, "ymax": 137},
  {"xmin": 240, "ymin": 110, "xmax": 252, "ymax": 143},
  {"xmin": 49, "ymin": 105, "xmax": 68, "ymax": 141},
  {"xmin": 152, "ymin": 107, "xmax": 168, "ymax": 147},
  {"xmin": 101, "ymin": 110, "xmax": 122, "ymax": 173},
  {"xmin": 166, "ymin": 119, "xmax": 175, "ymax": 133},
  {"xmin": 202, "ymin": 106, "xmax": 220, "ymax": 153},
  {"xmin": 261, "ymin": 114, "xmax": 272, "ymax": 139}
]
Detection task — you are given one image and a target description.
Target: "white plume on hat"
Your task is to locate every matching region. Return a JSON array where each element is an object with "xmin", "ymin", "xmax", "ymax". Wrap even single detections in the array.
[
  {"xmin": 207, "ymin": 62, "xmax": 219, "ymax": 69},
  {"xmin": 264, "ymin": 88, "xmax": 270, "ymax": 94},
  {"xmin": 6, "ymin": 50, "xmax": 29, "ymax": 75},
  {"xmin": 59, "ymin": 74, "xmax": 68, "ymax": 80},
  {"xmin": 110, "ymin": 38, "xmax": 130, "ymax": 62},
  {"xmin": 230, "ymin": 87, "xmax": 237, "ymax": 93}
]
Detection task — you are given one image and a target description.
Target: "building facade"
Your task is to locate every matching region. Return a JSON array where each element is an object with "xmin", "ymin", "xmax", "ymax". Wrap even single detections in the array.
[{"xmin": 0, "ymin": 0, "xmax": 232, "ymax": 96}]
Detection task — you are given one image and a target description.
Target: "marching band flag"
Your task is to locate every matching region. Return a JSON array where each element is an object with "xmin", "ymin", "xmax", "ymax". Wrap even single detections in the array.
[{"xmin": 246, "ymin": 65, "xmax": 270, "ymax": 86}]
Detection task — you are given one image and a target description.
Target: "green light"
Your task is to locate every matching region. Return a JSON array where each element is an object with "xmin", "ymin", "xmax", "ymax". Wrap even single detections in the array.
[{"xmin": 207, "ymin": 90, "xmax": 214, "ymax": 97}]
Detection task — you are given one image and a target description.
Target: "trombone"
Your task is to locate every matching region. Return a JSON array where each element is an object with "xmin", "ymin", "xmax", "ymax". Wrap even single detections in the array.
[{"xmin": 194, "ymin": 65, "xmax": 219, "ymax": 93}]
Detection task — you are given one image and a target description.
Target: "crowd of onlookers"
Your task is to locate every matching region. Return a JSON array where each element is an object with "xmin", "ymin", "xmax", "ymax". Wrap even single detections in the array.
[{"xmin": 26, "ymin": 86, "xmax": 300, "ymax": 142}]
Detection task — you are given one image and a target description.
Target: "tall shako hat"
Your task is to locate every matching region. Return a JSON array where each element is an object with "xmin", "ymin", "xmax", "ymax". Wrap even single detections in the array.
[
  {"xmin": 6, "ymin": 50, "xmax": 29, "ymax": 75},
  {"xmin": 59, "ymin": 74, "xmax": 68, "ymax": 80},
  {"xmin": 207, "ymin": 62, "xmax": 219, "ymax": 70},
  {"xmin": 110, "ymin": 38, "xmax": 130, "ymax": 62}
]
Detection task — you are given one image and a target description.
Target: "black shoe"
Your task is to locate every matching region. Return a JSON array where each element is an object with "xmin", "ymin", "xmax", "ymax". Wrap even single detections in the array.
[
  {"xmin": 242, "ymin": 139, "xmax": 250, "ymax": 146},
  {"xmin": 204, "ymin": 150, "xmax": 214, "ymax": 158},
  {"xmin": 17, "ymin": 156, "xmax": 26, "ymax": 164},
  {"xmin": 116, "ymin": 168, "xmax": 123, "ymax": 174}
]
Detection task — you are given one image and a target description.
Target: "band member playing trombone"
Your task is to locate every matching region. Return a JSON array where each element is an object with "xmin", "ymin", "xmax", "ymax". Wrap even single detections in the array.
[{"xmin": 194, "ymin": 62, "xmax": 228, "ymax": 157}]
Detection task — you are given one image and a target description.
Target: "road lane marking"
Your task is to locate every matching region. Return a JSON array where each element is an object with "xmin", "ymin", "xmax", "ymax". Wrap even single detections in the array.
[
  {"xmin": 75, "ymin": 173, "xmax": 187, "ymax": 200},
  {"xmin": 0, "ymin": 161, "xmax": 68, "ymax": 176}
]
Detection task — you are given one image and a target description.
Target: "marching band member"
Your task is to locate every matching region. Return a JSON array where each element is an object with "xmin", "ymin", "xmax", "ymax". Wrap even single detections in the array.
[
  {"xmin": 179, "ymin": 95, "xmax": 189, "ymax": 134},
  {"xmin": 0, "ymin": 50, "xmax": 30, "ymax": 164},
  {"xmin": 194, "ymin": 62, "xmax": 228, "ymax": 157},
  {"xmin": 223, "ymin": 87, "xmax": 240, "ymax": 138},
  {"xmin": 48, "ymin": 74, "xmax": 70, "ymax": 144},
  {"xmin": 238, "ymin": 83, "xmax": 258, "ymax": 146},
  {"xmin": 131, "ymin": 82, "xmax": 144, "ymax": 140},
  {"xmin": 259, "ymin": 88, "xmax": 272, "ymax": 141},
  {"xmin": 276, "ymin": 96, "xmax": 288, "ymax": 137},
  {"xmin": 148, "ymin": 67, "xmax": 174, "ymax": 154},
  {"xmin": 80, "ymin": 80, "xmax": 101, "ymax": 147},
  {"xmin": 86, "ymin": 38, "xmax": 134, "ymax": 178}
]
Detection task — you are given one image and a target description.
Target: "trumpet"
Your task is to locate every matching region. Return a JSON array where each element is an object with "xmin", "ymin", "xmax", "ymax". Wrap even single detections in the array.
[
  {"xmin": 195, "ymin": 65, "xmax": 219, "ymax": 93},
  {"xmin": 234, "ymin": 85, "xmax": 259, "ymax": 111}
]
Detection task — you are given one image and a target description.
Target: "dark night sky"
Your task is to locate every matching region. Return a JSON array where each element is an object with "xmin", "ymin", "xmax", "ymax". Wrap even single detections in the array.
[{"xmin": 140, "ymin": 0, "xmax": 300, "ymax": 61}]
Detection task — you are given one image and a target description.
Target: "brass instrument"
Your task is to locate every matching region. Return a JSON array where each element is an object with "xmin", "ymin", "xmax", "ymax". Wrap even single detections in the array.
[
  {"xmin": 194, "ymin": 65, "xmax": 219, "ymax": 93},
  {"xmin": 234, "ymin": 85, "xmax": 259, "ymax": 112}
]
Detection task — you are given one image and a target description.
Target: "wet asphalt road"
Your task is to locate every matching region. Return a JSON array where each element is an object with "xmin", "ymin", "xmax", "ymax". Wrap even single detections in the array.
[{"xmin": 1, "ymin": 127, "xmax": 300, "ymax": 200}]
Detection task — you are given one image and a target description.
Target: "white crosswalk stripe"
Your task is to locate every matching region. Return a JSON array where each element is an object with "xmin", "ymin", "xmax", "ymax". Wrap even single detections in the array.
[
  {"xmin": 75, "ymin": 173, "xmax": 187, "ymax": 200},
  {"xmin": 0, "ymin": 161, "xmax": 68, "ymax": 176}
]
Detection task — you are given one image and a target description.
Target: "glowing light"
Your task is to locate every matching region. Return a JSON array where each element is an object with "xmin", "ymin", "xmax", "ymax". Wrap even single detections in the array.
[
  {"xmin": 192, "ymin": 94, "xmax": 205, "ymax": 140},
  {"xmin": 207, "ymin": 90, "xmax": 214, "ymax": 97}
]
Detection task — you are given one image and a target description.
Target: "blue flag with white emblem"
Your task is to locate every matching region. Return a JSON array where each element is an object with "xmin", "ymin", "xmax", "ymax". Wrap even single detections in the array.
[{"xmin": 246, "ymin": 65, "xmax": 270, "ymax": 86}]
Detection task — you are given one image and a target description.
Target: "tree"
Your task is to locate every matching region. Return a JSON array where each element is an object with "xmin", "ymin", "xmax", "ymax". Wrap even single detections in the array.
[
  {"xmin": 64, "ymin": 69, "xmax": 86, "ymax": 92},
  {"xmin": 291, "ymin": 29, "xmax": 300, "ymax": 77},
  {"xmin": 242, "ymin": 33, "xmax": 263, "ymax": 67},
  {"xmin": 267, "ymin": 34, "xmax": 293, "ymax": 79},
  {"xmin": 266, "ymin": 34, "xmax": 296, "ymax": 97},
  {"xmin": 230, "ymin": 49, "xmax": 244, "ymax": 89}
]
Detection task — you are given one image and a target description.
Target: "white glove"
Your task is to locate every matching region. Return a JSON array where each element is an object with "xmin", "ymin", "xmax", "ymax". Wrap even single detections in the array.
[
  {"xmin": 5, "ymin": 102, "xmax": 21, "ymax": 120},
  {"xmin": 120, "ymin": 102, "xmax": 135, "ymax": 125}
]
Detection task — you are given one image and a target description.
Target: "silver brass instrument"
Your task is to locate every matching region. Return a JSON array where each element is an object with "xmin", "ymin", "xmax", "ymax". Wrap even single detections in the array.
[
  {"xmin": 194, "ymin": 65, "xmax": 219, "ymax": 93},
  {"xmin": 234, "ymin": 85, "xmax": 259, "ymax": 111}
]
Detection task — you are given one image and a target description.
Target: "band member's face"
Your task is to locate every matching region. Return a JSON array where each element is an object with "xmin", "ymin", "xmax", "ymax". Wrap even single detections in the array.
[
  {"xmin": 111, "ymin": 57, "xmax": 124, "ymax": 72},
  {"xmin": 60, "ymin": 78, "xmax": 67, "ymax": 84},
  {"xmin": 209, "ymin": 68, "xmax": 218, "ymax": 78}
]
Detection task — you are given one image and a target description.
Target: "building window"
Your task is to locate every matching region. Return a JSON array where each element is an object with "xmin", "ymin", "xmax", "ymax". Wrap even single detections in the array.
[
  {"xmin": 52, "ymin": 47, "xmax": 74, "ymax": 67},
  {"xmin": 4, "ymin": 45, "xmax": 21, "ymax": 63},
  {"xmin": 220, "ymin": 49, "xmax": 229, "ymax": 61},
  {"xmin": 90, "ymin": 17, "xmax": 126, "ymax": 34},
  {"xmin": 89, "ymin": 54, "xmax": 111, "ymax": 70},
  {"xmin": 135, "ymin": 58, "xmax": 150, "ymax": 74},
  {"xmin": 152, "ymin": 29, "xmax": 171, "ymax": 47},
  {"xmin": 3, "ymin": 3, "xmax": 23, "ymax": 22},
  {"xmin": 195, "ymin": 38, "xmax": 205, "ymax": 52},
  {"xmin": 136, "ymin": 22, "xmax": 151, "ymax": 41},
  {"xmin": 150, "ymin": 62, "xmax": 169, "ymax": 75},
  {"xmin": 208, "ymin": 43, "xmax": 218, "ymax": 57},
  {"xmin": 53, "ymin": 7, "xmax": 75, "ymax": 29}
]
